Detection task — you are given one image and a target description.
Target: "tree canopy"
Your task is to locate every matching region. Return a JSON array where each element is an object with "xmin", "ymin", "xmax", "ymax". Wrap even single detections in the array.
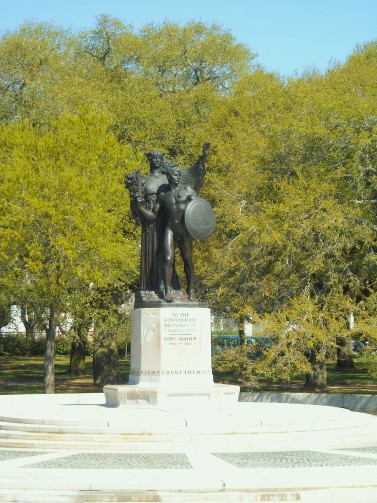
[{"xmin": 1, "ymin": 15, "xmax": 377, "ymax": 389}]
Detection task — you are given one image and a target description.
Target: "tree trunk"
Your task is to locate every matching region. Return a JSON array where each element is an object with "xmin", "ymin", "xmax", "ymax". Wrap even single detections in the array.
[
  {"xmin": 336, "ymin": 337, "xmax": 355, "ymax": 369},
  {"xmin": 304, "ymin": 349, "xmax": 327, "ymax": 390},
  {"xmin": 238, "ymin": 317, "xmax": 246, "ymax": 346},
  {"xmin": 44, "ymin": 304, "xmax": 59, "ymax": 394},
  {"xmin": 20, "ymin": 305, "xmax": 36, "ymax": 339},
  {"xmin": 69, "ymin": 327, "xmax": 87, "ymax": 376},
  {"xmin": 336, "ymin": 313, "xmax": 355, "ymax": 369},
  {"xmin": 0, "ymin": 304, "xmax": 11, "ymax": 333},
  {"xmin": 93, "ymin": 340, "xmax": 119, "ymax": 386},
  {"xmin": 124, "ymin": 341, "xmax": 131, "ymax": 358}
]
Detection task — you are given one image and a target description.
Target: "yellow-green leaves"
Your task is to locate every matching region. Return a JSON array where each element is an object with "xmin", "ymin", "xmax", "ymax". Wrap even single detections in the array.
[{"xmin": 0, "ymin": 109, "xmax": 139, "ymax": 312}]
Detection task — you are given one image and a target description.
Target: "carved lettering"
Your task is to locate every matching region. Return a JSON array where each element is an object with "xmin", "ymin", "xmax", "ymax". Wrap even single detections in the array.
[{"xmin": 132, "ymin": 369, "xmax": 212, "ymax": 376}]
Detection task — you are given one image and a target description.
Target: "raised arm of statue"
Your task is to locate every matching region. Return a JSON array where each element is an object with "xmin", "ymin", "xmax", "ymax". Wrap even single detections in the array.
[{"xmin": 179, "ymin": 142, "xmax": 210, "ymax": 194}]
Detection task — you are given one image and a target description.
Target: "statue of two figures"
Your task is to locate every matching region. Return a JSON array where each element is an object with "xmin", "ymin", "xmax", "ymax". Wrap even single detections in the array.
[{"xmin": 125, "ymin": 143, "xmax": 215, "ymax": 306}]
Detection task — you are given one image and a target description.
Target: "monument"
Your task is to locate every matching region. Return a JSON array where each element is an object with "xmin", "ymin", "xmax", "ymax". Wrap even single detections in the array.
[{"xmin": 104, "ymin": 144, "xmax": 239, "ymax": 407}]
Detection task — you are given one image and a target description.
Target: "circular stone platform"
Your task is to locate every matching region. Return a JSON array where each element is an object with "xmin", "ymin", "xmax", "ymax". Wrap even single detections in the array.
[{"xmin": 0, "ymin": 392, "xmax": 377, "ymax": 501}]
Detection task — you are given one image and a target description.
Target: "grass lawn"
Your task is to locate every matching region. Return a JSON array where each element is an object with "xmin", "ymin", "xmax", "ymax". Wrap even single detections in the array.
[
  {"xmin": 326, "ymin": 361, "xmax": 377, "ymax": 393},
  {"xmin": 0, "ymin": 356, "xmax": 131, "ymax": 395},
  {"xmin": 0, "ymin": 355, "xmax": 375, "ymax": 395},
  {"xmin": 255, "ymin": 359, "xmax": 377, "ymax": 394}
]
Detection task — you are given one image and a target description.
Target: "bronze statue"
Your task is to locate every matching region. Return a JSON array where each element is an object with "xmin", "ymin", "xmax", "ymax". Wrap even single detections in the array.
[
  {"xmin": 126, "ymin": 150, "xmax": 170, "ymax": 299},
  {"xmin": 137, "ymin": 166, "xmax": 197, "ymax": 301},
  {"xmin": 126, "ymin": 143, "xmax": 214, "ymax": 305}
]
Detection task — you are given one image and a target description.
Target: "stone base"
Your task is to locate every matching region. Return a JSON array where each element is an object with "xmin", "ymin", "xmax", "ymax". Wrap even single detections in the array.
[
  {"xmin": 104, "ymin": 383, "xmax": 240, "ymax": 408},
  {"xmin": 105, "ymin": 305, "xmax": 240, "ymax": 408}
]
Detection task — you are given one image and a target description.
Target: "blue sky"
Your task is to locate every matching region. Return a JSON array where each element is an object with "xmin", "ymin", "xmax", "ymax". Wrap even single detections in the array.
[{"xmin": 1, "ymin": 0, "xmax": 377, "ymax": 77}]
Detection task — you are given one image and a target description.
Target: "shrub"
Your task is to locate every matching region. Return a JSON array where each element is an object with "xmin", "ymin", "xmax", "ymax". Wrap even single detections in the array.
[
  {"xmin": 0, "ymin": 334, "xmax": 36, "ymax": 356},
  {"xmin": 0, "ymin": 334, "xmax": 71, "ymax": 356},
  {"xmin": 212, "ymin": 345, "xmax": 259, "ymax": 390},
  {"xmin": 55, "ymin": 336, "xmax": 72, "ymax": 355}
]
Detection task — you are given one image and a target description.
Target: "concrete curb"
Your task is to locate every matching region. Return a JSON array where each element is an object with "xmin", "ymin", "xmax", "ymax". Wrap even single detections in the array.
[{"xmin": 240, "ymin": 391, "xmax": 377, "ymax": 411}]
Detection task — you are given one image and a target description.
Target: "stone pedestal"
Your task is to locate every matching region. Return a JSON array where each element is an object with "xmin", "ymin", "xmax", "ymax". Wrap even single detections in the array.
[{"xmin": 104, "ymin": 306, "xmax": 239, "ymax": 408}]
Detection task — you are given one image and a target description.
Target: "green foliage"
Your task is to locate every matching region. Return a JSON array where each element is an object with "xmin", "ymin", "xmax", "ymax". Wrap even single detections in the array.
[
  {"xmin": 92, "ymin": 310, "xmax": 130, "ymax": 352},
  {"xmin": 212, "ymin": 345, "xmax": 258, "ymax": 389},
  {"xmin": 1, "ymin": 16, "xmax": 377, "ymax": 386},
  {"xmin": 137, "ymin": 21, "xmax": 254, "ymax": 94},
  {"xmin": 0, "ymin": 335, "xmax": 70, "ymax": 356},
  {"xmin": 0, "ymin": 107, "xmax": 139, "ymax": 315},
  {"xmin": 354, "ymin": 350, "xmax": 377, "ymax": 379}
]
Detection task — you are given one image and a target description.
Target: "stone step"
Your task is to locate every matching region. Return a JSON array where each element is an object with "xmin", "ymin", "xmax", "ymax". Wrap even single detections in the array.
[
  {"xmin": 0, "ymin": 423, "xmax": 278, "ymax": 451},
  {"xmin": 1, "ymin": 428, "xmax": 376, "ymax": 454},
  {"xmin": 0, "ymin": 476, "xmax": 376, "ymax": 502},
  {"xmin": 0, "ymin": 426, "xmax": 204, "ymax": 445},
  {"xmin": 0, "ymin": 488, "xmax": 169, "ymax": 502},
  {"xmin": 0, "ymin": 488, "xmax": 343, "ymax": 503},
  {"xmin": 0, "ymin": 418, "xmax": 375, "ymax": 439},
  {"xmin": 0, "ymin": 436, "xmax": 190, "ymax": 450},
  {"xmin": 0, "ymin": 429, "xmax": 157, "ymax": 442},
  {"xmin": 0, "ymin": 414, "xmax": 116, "ymax": 427},
  {"xmin": 0, "ymin": 420, "xmax": 153, "ymax": 435}
]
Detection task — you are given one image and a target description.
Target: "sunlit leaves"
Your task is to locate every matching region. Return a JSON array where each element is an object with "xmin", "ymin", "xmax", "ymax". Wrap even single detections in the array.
[
  {"xmin": 0, "ymin": 109, "xmax": 139, "ymax": 314},
  {"xmin": 1, "ymin": 15, "xmax": 377, "ymax": 382}
]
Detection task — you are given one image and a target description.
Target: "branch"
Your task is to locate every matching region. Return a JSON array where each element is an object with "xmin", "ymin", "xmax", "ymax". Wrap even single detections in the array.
[
  {"xmin": 58, "ymin": 323, "xmax": 70, "ymax": 337},
  {"xmin": 227, "ymin": 234, "xmax": 241, "ymax": 248},
  {"xmin": 353, "ymin": 199, "xmax": 377, "ymax": 204},
  {"xmin": 363, "ymin": 167, "xmax": 377, "ymax": 176}
]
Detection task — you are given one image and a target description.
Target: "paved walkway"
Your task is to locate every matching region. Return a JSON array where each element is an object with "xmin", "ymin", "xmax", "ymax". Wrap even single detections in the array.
[{"xmin": 0, "ymin": 393, "xmax": 377, "ymax": 502}]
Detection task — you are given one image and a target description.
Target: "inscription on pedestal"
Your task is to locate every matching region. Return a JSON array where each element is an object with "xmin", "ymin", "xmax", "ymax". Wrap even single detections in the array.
[
  {"xmin": 160, "ymin": 308, "xmax": 204, "ymax": 373},
  {"xmin": 163, "ymin": 311, "xmax": 199, "ymax": 347}
]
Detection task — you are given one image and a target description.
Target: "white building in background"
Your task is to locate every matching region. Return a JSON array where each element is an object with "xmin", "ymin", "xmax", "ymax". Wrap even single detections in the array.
[
  {"xmin": 1, "ymin": 305, "xmax": 25, "ymax": 334},
  {"xmin": 1, "ymin": 305, "xmax": 73, "ymax": 336},
  {"xmin": 244, "ymin": 319, "xmax": 253, "ymax": 337}
]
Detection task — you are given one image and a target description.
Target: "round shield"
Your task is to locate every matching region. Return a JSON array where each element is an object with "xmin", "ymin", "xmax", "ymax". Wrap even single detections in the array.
[{"xmin": 185, "ymin": 197, "xmax": 216, "ymax": 240}]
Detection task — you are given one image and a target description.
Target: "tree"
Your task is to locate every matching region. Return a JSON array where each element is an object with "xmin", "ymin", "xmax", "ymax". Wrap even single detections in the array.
[
  {"xmin": 137, "ymin": 21, "xmax": 254, "ymax": 94},
  {"xmin": 2, "ymin": 16, "xmax": 377, "ymax": 390},
  {"xmin": 0, "ymin": 108, "xmax": 139, "ymax": 392},
  {"xmin": 67, "ymin": 294, "xmax": 93, "ymax": 376},
  {"xmin": 0, "ymin": 22, "xmax": 73, "ymax": 124},
  {"xmin": 198, "ymin": 55, "xmax": 377, "ymax": 386},
  {"xmin": 0, "ymin": 304, "xmax": 11, "ymax": 334}
]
